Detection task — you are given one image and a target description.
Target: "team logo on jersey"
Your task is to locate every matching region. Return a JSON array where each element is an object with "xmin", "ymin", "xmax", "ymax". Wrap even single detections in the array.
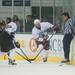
[{"xmin": 29, "ymin": 38, "xmax": 38, "ymax": 52}]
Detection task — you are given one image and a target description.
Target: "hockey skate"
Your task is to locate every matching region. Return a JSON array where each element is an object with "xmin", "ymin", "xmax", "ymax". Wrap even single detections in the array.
[{"xmin": 8, "ymin": 58, "xmax": 17, "ymax": 65}]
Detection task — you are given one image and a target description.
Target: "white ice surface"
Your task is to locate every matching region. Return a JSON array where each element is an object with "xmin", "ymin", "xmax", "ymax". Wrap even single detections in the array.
[{"xmin": 0, "ymin": 60, "xmax": 75, "ymax": 75}]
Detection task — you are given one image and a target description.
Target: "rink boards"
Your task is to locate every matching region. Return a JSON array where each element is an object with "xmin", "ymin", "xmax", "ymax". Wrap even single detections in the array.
[{"xmin": 0, "ymin": 34, "xmax": 75, "ymax": 64}]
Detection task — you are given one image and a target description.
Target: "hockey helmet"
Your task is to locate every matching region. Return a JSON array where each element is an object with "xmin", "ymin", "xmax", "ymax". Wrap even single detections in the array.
[{"xmin": 34, "ymin": 19, "xmax": 40, "ymax": 25}]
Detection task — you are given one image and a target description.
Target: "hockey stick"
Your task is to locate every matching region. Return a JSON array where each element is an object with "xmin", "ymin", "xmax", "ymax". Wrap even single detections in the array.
[
  {"xmin": 15, "ymin": 31, "xmax": 55, "ymax": 62},
  {"xmin": 30, "ymin": 49, "xmax": 43, "ymax": 61},
  {"xmin": 16, "ymin": 47, "xmax": 43, "ymax": 61},
  {"xmin": 30, "ymin": 33, "xmax": 55, "ymax": 61},
  {"xmin": 15, "ymin": 51, "xmax": 31, "ymax": 63},
  {"xmin": 47, "ymin": 31, "xmax": 56, "ymax": 40},
  {"xmin": 16, "ymin": 33, "xmax": 55, "ymax": 61},
  {"xmin": 15, "ymin": 32, "xmax": 55, "ymax": 62},
  {"xmin": 13, "ymin": 40, "xmax": 32, "ymax": 63},
  {"xmin": 19, "ymin": 48, "xmax": 30, "ymax": 60}
]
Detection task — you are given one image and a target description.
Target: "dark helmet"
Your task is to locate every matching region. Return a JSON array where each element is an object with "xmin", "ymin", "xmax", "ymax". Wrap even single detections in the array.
[
  {"xmin": 0, "ymin": 20, "xmax": 5, "ymax": 26},
  {"xmin": 6, "ymin": 17, "xmax": 11, "ymax": 24}
]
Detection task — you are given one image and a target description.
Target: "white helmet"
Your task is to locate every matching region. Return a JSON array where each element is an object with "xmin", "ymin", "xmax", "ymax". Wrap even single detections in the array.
[{"xmin": 34, "ymin": 19, "xmax": 40, "ymax": 25}]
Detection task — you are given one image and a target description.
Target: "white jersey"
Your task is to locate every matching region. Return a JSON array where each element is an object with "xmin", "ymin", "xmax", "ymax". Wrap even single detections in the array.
[
  {"xmin": 40, "ymin": 22, "xmax": 54, "ymax": 32},
  {"xmin": 32, "ymin": 22, "xmax": 53, "ymax": 40},
  {"xmin": 5, "ymin": 22, "xmax": 17, "ymax": 34},
  {"xmin": 32, "ymin": 27, "xmax": 42, "ymax": 39}
]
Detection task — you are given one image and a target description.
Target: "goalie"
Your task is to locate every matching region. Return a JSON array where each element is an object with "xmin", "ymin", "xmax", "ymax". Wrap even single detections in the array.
[{"xmin": 32, "ymin": 19, "xmax": 59, "ymax": 62}]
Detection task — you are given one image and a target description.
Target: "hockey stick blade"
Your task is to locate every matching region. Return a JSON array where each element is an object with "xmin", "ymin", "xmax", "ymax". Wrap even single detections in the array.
[
  {"xmin": 19, "ymin": 48, "xmax": 42, "ymax": 61},
  {"xmin": 15, "ymin": 51, "xmax": 31, "ymax": 63},
  {"xmin": 30, "ymin": 49, "xmax": 43, "ymax": 61},
  {"xmin": 16, "ymin": 49, "xmax": 42, "ymax": 61}
]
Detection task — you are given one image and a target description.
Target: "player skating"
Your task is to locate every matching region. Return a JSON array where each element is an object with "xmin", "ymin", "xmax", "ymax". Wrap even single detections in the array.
[
  {"xmin": 0, "ymin": 18, "xmax": 17, "ymax": 65},
  {"xmin": 32, "ymin": 19, "xmax": 59, "ymax": 62}
]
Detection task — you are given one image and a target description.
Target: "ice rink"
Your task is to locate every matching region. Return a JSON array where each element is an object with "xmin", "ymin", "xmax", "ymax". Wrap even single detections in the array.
[{"xmin": 0, "ymin": 60, "xmax": 75, "ymax": 75}]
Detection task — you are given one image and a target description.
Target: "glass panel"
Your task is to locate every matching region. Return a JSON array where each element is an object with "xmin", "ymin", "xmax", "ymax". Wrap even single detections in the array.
[
  {"xmin": 2, "ymin": 0, "xmax": 12, "ymax": 6},
  {"xmin": 32, "ymin": 7, "xmax": 40, "ymax": 19},
  {"xmin": 0, "ymin": 0, "xmax": 75, "ymax": 33},
  {"xmin": 41, "ymin": 7, "xmax": 53, "ymax": 23}
]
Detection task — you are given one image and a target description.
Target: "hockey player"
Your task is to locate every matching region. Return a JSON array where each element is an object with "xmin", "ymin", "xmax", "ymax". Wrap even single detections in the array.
[
  {"xmin": 0, "ymin": 18, "xmax": 17, "ymax": 65},
  {"xmin": 5, "ymin": 17, "xmax": 18, "ymax": 65},
  {"xmin": 32, "ymin": 19, "xmax": 59, "ymax": 62}
]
